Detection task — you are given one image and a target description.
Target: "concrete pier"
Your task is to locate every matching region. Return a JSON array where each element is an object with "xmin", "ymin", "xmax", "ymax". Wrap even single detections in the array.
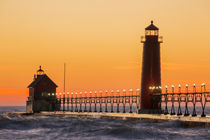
[{"xmin": 5, "ymin": 112, "xmax": 210, "ymax": 127}]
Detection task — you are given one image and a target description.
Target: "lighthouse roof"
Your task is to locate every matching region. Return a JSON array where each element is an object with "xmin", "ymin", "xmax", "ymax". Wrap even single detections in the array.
[
  {"xmin": 145, "ymin": 21, "xmax": 159, "ymax": 30},
  {"xmin": 27, "ymin": 74, "xmax": 57, "ymax": 88}
]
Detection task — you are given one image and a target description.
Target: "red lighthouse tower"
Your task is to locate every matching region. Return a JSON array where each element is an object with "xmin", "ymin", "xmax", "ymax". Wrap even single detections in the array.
[{"xmin": 139, "ymin": 21, "xmax": 163, "ymax": 113}]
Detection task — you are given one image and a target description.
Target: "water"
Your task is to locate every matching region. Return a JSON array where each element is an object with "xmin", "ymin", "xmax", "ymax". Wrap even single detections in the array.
[{"xmin": 0, "ymin": 106, "xmax": 210, "ymax": 140}]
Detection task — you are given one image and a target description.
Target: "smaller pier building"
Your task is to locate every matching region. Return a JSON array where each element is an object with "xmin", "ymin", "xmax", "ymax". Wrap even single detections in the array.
[{"xmin": 26, "ymin": 66, "xmax": 59, "ymax": 113}]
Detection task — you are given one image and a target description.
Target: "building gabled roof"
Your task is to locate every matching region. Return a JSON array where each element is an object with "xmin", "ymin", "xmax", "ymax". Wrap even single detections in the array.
[
  {"xmin": 145, "ymin": 21, "xmax": 159, "ymax": 30},
  {"xmin": 27, "ymin": 74, "xmax": 58, "ymax": 88}
]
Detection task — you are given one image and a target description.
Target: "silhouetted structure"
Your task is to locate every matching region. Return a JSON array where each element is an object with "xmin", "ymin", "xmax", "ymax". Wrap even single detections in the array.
[
  {"xmin": 54, "ymin": 88, "xmax": 210, "ymax": 117},
  {"xmin": 139, "ymin": 21, "xmax": 163, "ymax": 113},
  {"xmin": 26, "ymin": 66, "xmax": 59, "ymax": 113}
]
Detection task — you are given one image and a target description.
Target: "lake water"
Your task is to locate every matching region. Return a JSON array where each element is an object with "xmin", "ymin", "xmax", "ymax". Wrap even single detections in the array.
[{"xmin": 0, "ymin": 106, "xmax": 210, "ymax": 140}]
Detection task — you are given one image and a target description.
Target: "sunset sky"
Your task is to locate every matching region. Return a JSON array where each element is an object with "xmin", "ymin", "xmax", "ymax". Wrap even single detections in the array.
[{"xmin": 0, "ymin": 0, "xmax": 210, "ymax": 106}]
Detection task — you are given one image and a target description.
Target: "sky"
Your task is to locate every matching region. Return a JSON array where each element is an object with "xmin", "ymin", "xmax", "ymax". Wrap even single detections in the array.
[{"xmin": 0, "ymin": 0, "xmax": 210, "ymax": 106}]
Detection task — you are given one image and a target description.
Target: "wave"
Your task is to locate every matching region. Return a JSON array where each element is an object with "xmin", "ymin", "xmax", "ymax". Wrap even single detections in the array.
[{"xmin": 0, "ymin": 107, "xmax": 210, "ymax": 140}]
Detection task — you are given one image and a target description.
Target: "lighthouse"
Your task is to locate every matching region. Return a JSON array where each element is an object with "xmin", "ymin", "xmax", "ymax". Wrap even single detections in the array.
[
  {"xmin": 139, "ymin": 21, "xmax": 163, "ymax": 114},
  {"xmin": 26, "ymin": 66, "xmax": 60, "ymax": 113}
]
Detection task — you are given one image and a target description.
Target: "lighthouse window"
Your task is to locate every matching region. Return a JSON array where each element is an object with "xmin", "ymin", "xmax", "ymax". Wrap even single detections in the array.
[
  {"xmin": 146, "ymin": 30, "xmax": 158, "ymax": 36},
  {"xmin": 154, "ymin": 31, "xmax": 158, "ymax": 36},
  {"xmin": 150, "ymin": 31, "xmax": 155, "ymax": 36},
  {"xmin": 146, "ymin": 31, "xmax": 150, "ymax": 36}
]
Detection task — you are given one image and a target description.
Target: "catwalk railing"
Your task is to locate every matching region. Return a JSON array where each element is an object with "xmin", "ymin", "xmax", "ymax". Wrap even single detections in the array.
[
  {"xmin": 55, "ymin": 89, "xmax": 140, "ymax": 113},
  {"xmin": 46, "ymin": 84, "xmax": 210, "ymax": 117},
  {"xmin": 151, "ymin": 84, "xmax": 210, "ymax": 117}
]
